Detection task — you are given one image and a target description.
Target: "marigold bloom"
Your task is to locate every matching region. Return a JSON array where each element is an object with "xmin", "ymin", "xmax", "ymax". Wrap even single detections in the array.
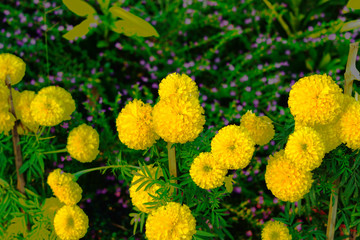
[
  {"xmin": 30, "ymin": 86, "xmax": 75, "ymax": 126},
  {"xmin": 47, "ymin": 169, "xmax": 82, "ymax": 205},
  {"xmin": 339, "ymin": 100, "xmax": 360, "ymax": 150},
  {"xmin": 116, "ymin": 99, "xmax": 158, "ymax": 150},
  {"xmin": 0, "ymin": 110, "xmax": 16, "ymax": 134},
  {"xmin": 285, "ymin": 127, "xmax": 325, "ymax": 171},
  {"xmin": 54, "ymin": 205, "xmax": 89, "ymax": 240},
  {"xmin": 262, "ymin": 220, "xmax": 292, "ymax": 240},
  {"xmin": 0, "ymin": 53, "xmax": 26, "ymax": 85},
  {"xmin": 190, "ymin": 152, "xmax": 227, "ymax": 190},
  {"xmin": 145, "ymin": 202, "xmax": 196, "ymax": 240},
  {"xmin": 67, "ymin": 124, "xmax": 99, "ymax": 163},
  {"xmin": 152, "ymin": 95, "xmax": 205, "ymax": 144},
  {"xmin": 129, "ymin": 166, "xmax": 161, "ymax": 213},
  {"xmin": 265, "ymin": 150, "xmax": 313, "ymax": 202},
  {"xmin": 211, "ymin": 125, "xmax": 255, "ymax": 169},
  {"xmin": 288, "ymin": 74, "xmax": 343, "ymax": 125},
  {"xmin": 240, "ymin": 110, "xmax": 275, "ymax": 146},
  {"xmin": 313, "ymin": 120, "xmax": 342, "ymax": 153},
  {"xmin": 158, "ymin": 72, "xmax": 199, "ymax": 100},
  {"xmin": 0, "ymin": 84, "xmax": 9, "ymax": 111},
  {"xmin": 42, "ymin": 197, "xmax": 64, "ymax": 221}
]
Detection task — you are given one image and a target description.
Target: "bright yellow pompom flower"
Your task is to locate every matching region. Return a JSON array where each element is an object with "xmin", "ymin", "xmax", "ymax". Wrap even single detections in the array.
[
  {"xmin": 0, "ymin": 53, "xmax": 26, "ymax": 85},
  {"xmin": 240, "ymin": 110, "xmax": 275, "ymax": 146},
  {"xmin": 262, "ymin": 220, "xmax": 292, "ymax": 240},
  {"xmin": 265, "ymin": 150, "xmax": 313, "ymax": 202},
  {"xmin": 145, "ymin": 202, "xmax": 196, "ymax": 240},
  {"xmin": 0, "ymin": 84, "xmax": 10, "ymax": 111},
  {"xmin": 30, "ymin": 86, "xmax": 75, "ymax": 126},
  {"xmin": 152, "ymin": 94, "xmax": 205, "ymax": 144},
  {"xmin": 288, "ymin": 74, "xmax": 343, "ymax": 125},
  {"xmin": 190, "ymin": 152, "xmax": 227, "ymax": 190},
  {"xmin": 285, "ymin": 127, "xmax": 325, "ymax": 171},
  {"xmin": 15, "ymin": 90, "xmax": 39, "ymax": 132},
  {"xmin": 67, "ymin": 124, "xmax": 99, "ymax": 163},
  {"xmin": 42, "ymin": 197, "xmax": 64, "ymax": 221},
  {"xmin": 54, "ymin": 205, "xmax": 89, "ymax": 240},
  {"xmin": 158, "ymin": 72, "xmax": 199, "ymax": 100},
  {"xmin": 0, "ymin": 110, "xmax": 16, "ymax": 134},
  {"xmin": 47, "ymin": 169, "xmax": 82, "ymax": 205},
  {"xmin": 129, "ymin": 166, "xmax": 161, "ymax": 213},
  {"xmin": 211, "ymin": 125, "xmax": 255, "ymax": 169},
  {"xmin": 116, "ymin": 99, "xmax": 159, "ymax": 150},
  {"xmin": 339, "ymin": 100, "xmax": 360, "ymax": 150}
]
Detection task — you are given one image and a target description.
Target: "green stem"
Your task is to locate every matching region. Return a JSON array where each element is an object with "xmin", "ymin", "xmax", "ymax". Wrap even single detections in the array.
[
  {"xmin": 262, "ymin": 0, "xmax": 293, "ymax": 37},
  {"xmin": 73, "ymin": 165, "xmax": 140, "ymax": 180},
  {"xmin": 41, "ymin": 148, "xmax": 67, "ymax": 155},
  {"xmin": 167, "ymin": 142, "xmax": 177, "ymax": 183}
]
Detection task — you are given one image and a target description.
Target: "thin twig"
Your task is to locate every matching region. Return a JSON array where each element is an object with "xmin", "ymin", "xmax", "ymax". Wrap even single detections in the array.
[{"xmin": 167, "ymin": 142, "xmax": 177, "ymax": 184}]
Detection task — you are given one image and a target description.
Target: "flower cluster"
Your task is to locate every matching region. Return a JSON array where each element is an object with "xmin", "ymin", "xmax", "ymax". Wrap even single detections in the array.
[
  {"xmin": 145, "ymin": 202, "xmax": 196, "ymax": 240},
  {"xmin": 116, "ymin": 73, "xmax": 205, "ymax": 149},
  {"xmin": 67, "ymin": 124, "xmax": 100, "ymax": 163},
  {"xmin": 261, "ymin": 220, "xmax": 292, "ymax": 240},
  {"xmin": 47, "ymin": 169, "xmax": 89, "ymax": 240},
  {"xmin": 266, "ymin": 74, "xmax": 360, "ymax": 203}
]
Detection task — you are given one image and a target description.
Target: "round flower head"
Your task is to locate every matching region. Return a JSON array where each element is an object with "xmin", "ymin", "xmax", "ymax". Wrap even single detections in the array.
[
  {"xmin": 0, "ymin": 53, "xmax": 26, "ymax": 85},
  {"xmin": 158, "ymin": 72, "xmax": 199, "ymax": 100},
  {"xmin": 116, "ymin": 99, "xmax": 159, "ymax": 150},
  {"xmin": 339, "ymin": 100, "xmax": 360, "ymax": 150},
  {"xmin": 54, "ymin": 205, "xmax": 89, "ymax": 240},
  {"xmin": 313, "ymin": 120, "xmax": 342, "ymax": 153},
  {"xmin": 211, "ymin": 125, "xmax": 255, "ymax": 169},
  {"xmin": 152, "ymin": 94, "xmax": 205, "ymax": 144},
  {"xmin": 285, "ymin": 127, "xmax": 325, "ymax": 171},
  {"xmin": 265, "ymin": 150, "xmax": 313, "ymax": 202},
  {"xmin": 129, "ymin": 166, "xmax": 161, "ymax": 213},
  {"xmin": 262, "ymin": 220, "xmax": 292, "ymax": 240},
  {"xmin": 39, "ymin": 86, "xmax": 76, "ymax": 119},
  {"xmin": 288, "ymin": 74, "xmax": 343, "ymax": 125},
  {"xmin": 67, "ymin": 124, "xmax": 99, "ymax": 163},
  {"xmin": 240, "ymin": 110, "xmax": 275, "ymax": 146},
  {"xmin": 31, "ymin": 86, "xmax": 75, "ymax": 126},
  {"xmin": 0, "ymin": 110, "xmax": 16, "ymax": 134},
  {"xmin": 15, "ymin": 90, "xmax": 39, "ymax": 132},
  {"xmin": 146, "ymin": 202, "xmax": 196, "ymax": 240},
  {"xmin": 190, "ymin": 152, "xmax": 227, "ymax": 190},
  {"xmin": 47, "ymin": 169, "xmax": 82, "ymax": 205},
  {"xmin": 42, "ymin": 197, "xmax": 64, "ymax": 221}
]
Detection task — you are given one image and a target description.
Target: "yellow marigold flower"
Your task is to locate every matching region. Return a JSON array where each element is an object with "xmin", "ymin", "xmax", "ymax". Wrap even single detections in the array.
[
  {"xmin": 265, "ymin": 150, "xmax": 313, "ymax": 202},
  {"xmin": 153, "ymin": 95, "xmax": 205, "ymax": 144},
  {"xmin": 313, "ymin": 120, "xmax": 341, "ymax": 153},
  {"xmin": 39, "ymin": 86, "xmax": 76, "ymax": 119},
  {"xmin": 30, "ymin": 86, "xmax": 75, "ymax": 126},
  {"xmin": 285, "ymin": 127, "xmax": 325, "ymax": 171},
  {"xmin": 42, "ymin": 197, "xmax": 64, "ymax": 221},
  {"xmin": 240, "ymin": 110, "xmax": 275, "ymax": 146},
  {"xmin": 47, "ymin": 169, "xmax": 82, "ymax": 205},
  {"xmin": 262, "ymin": 220, "xmax": 292, "ymax": 240},
  {"xmin": 339, "ymin": 100, "xmax": 360, "ymax": 150},
  {"xmin": 145, "ymin": 202, "xmax": 196, "ymax": 240},
  {"xmin": 158, "ymin": 72, "xmax": 199, "ymax": 100},
  {"xmin": 288, "ymin": 74, "xmax": 343, "ymax": 125},
  {"xmin": 0, "ymin": 53, "xmax": 26, "ymax": 85},
  {"xmin": 116, "ymin": 99, "xmax": 159, "ymax": 150},
  {"xmin": 211, "ymin": 125, "xmax": 255, "ymax": 169},
  {"xmin": 129, "ymin": 166, "xmax": 161, "ymax": 213},
  {"xmin": 54, "ymin": 205, "xmax": 89, "ymax": 240},
  {"xmin": 190, "ymin": 152, "xmax": 227, "ymax": 190},
  {"xmin": 67, "ymin": 124, "xmax": 99, "ymax": 163},
  {"xmin": 0, "ymin": 110, "xmax": 16, "ymax": 134}
]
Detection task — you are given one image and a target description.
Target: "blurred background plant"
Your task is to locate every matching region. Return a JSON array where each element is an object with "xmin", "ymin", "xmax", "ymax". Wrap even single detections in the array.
[{"xmin": 1, "ymin": 0, "xmax": 360, "ymax": 239}]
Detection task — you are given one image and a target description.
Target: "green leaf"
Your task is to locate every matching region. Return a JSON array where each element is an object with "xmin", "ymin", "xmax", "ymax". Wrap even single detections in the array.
[
  {"xmin": 96, "ymin": 40, "xmax": 109, "ymax": 48},
  {"xmin": 62, "ymin": 0, "xmax": 96, "ymax": 17},
  {"xmin": 318, "ymin": 53, "xmax": 331, "ymax": 70},
  {"xmin": 224, "ymin": 175, "xmax": 234, "ymax": 193},
  {"xmin": 347, "ymin": 0, "xmax": 360, "ymax": 10},
  {"xmin": 195, "ymin": 230, "xmax": 217, "ymax": 237},
  {"xmin": 109, "ymin": 6, "xmax": 159, "ymax": 37},
  {"xmin": 63, "ymin": 17, "xmax": 97, "ymax": 40}
]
